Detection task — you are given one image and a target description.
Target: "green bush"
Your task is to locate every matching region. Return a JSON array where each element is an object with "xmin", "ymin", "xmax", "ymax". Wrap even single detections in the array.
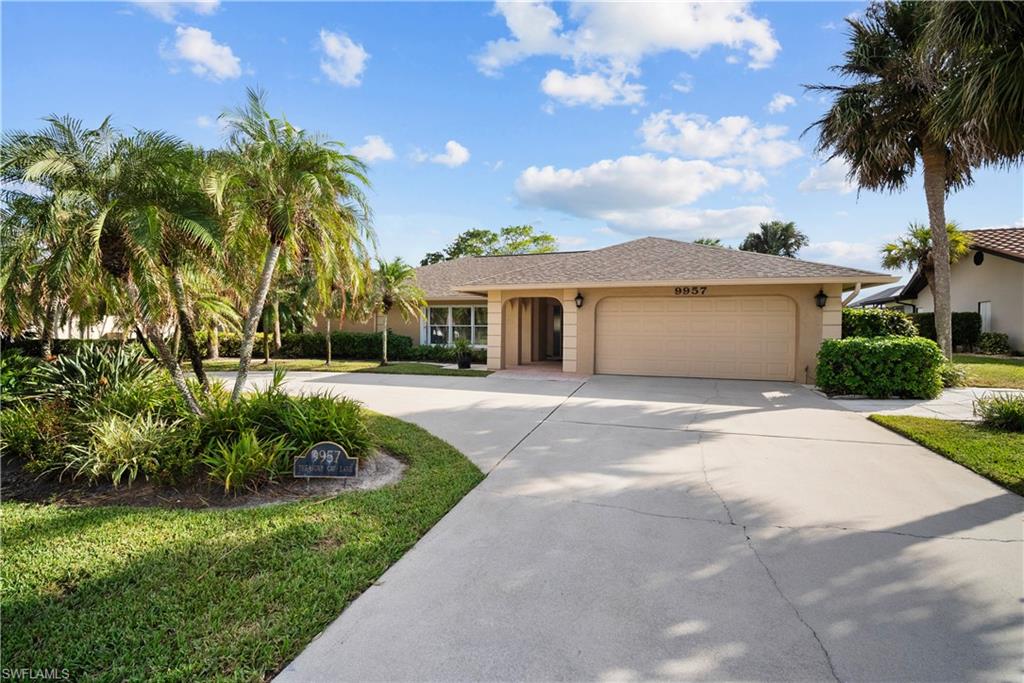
[
  {"xmin": 910, "ymin": 312, "xmax": 983, "ymax": 349},
  {"xmin": 1, "ymin": 350, "xmax": 38, "ymax": 402},
  {"xmin": 842, "ymin": 308, "xmax": 918, "ymax": 338},
  {"xmin": 29, "ymin": 345, "xmax": 162, "ymax": 411},
  {"xmin": 0, "ymin": 401, "xmax": 71, "ymax": 464},
  {"xmin": 203, "ymin": 429, "xmax": 286, "ymax": 494},
  {"xmin": 816, "ymin": 336, "xmax": 945, "ymax": 399},
  {"xmin": 62, "ymin": 414, "xmax": 185, "ymax": 487},
  {"xmin": 978, "ymin": 332, "xmax": 1012, "ymax": 355},
  {"xmin": 217, "ymin": 330, "xmax": 416, "ymax": 361},
  {"xmin": 974, "ymin": 393, "xmax": 1024, "ymax": 432},
  {"xmin": 2, "ymin": 337, "xmax": 126, "ymax": 357},
  {"xmin": 939, "ymin": 362, "xmax": 968, "ymax": 388}
]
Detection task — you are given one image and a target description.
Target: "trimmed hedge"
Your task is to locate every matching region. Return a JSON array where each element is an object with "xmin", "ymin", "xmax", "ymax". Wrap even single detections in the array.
[
  {"xmin": 2, "ymin": 338, "xmax": 126, "ymax": 357},
  {"xmin": 215, "ymin": 331, "xmax": 487, "ymax": 364},
  {"xmin": 910, "ymin": 312, "xmax": 982, "ymax": 350},
  {"xmin": 978, "ymin": 332, "xmax": 1012, "ymax": 355},
  {"xmin": 842, "ymin": 308, "xmax": 918, "ymax": 338},
  {"xmin": 816, "ymin": 336, "xmax": 945, "ymax": 399}
]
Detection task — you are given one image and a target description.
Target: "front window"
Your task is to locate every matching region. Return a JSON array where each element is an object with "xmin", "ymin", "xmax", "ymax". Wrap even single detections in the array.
[{"xmin": 425, "ymin": 305, "xmax": 488, "ymax": 346}]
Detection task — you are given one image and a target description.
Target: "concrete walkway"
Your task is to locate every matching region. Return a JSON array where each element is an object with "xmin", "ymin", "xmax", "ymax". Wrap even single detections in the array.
[
  {"xmin": 832, "ymin": 386, "xmax": 1024, "ymax": 421},
  {"xmin": 232, "ymin": 372, "xmax": 1024, "ymax": 682}
]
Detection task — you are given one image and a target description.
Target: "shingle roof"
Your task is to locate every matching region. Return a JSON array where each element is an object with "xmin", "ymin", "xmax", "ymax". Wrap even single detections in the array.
[
  {"xmin": 413, "ymin": 251, "xmax": 583, "ymax": 299},
  {"xmin": 965, "ymin": 227, "xmax": 1024, "ymax": 261},
  {"xmin": 852, "ymin": 285, "xmax": 907, "ymax": 307},
  {"xmin": 454, "ymin": 237, "xmax": 893, "ymax": 290}
]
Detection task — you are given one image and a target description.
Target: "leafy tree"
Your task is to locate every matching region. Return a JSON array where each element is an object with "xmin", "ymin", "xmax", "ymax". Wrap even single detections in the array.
[
  {"xmin": 806, "ymin": 1, "xmax": 982, "ymax": 357},
  {"xmin": 923, "ymin": 3, "xmax": 1024, "ymax": 166},
  {"xmin": 420, "ymin": 225, "xmax": 557, "ymax": 265},
  {"xmin": 881, "ymin": 222, "xmax": 970, "ymax": 295},
  {"xmin": 210, "ymin": 88, "xmax": 374, "ymax": 401},
  {"xmin": 371, "ymin": 258, "xmax": 425, "ymax": 365},
  {"xmin": 693, "ymin": 237, "xmax": 723, "ymax": 247},
  {"xmin": 738, "ymin": 221, "xmax": 808, "ymax": 257}
]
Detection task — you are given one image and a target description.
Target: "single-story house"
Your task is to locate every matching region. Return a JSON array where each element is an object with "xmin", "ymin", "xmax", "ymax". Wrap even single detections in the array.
[
  {"xmin": 328, "ymin": 236, "xmax": 896, "ymax": 383},
  {"xmin": 854, "ymin": 227, "xmax": 1024, "ymax": 350}
]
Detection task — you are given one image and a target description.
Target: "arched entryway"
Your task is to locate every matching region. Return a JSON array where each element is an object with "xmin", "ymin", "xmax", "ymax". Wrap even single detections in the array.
[{"xmin": 502, "ymin": 297, "xmax": 563, "ymax": 369}]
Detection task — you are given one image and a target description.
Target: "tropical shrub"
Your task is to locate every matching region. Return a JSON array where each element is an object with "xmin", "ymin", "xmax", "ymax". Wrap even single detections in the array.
[
  {"xmin": 1, "ymin": 350, "xmax": 38, "ymax": 402},
  {"xmin": 977, "ymin": 332, "xmax": 1012, "ymax": 355},
  {"xmin": 910, "ymin": 312, "xmax": 983, "ymax": 350},
  {"xmin": 974, "ymin": 393, "xmax": 1024, "ymax": 432},
  {"xmin": 62, "ymin": 414, "xmax": 184, "ymax": 486},
  {"xmin": 842, "ymin": 308, "xmax": 918, "ymax": 338},
  {"xmin": 29, "ymin": 345, "xmax": 162, "ymax": 410},
  {"xmin": 938, "ymin": 361, "xmax": 968, "ymax": 388},
  {"xmin": 816, "ymin": 336, "xmax": 945, "ymax": 399},
  {"xmin": 0, "ymin": 401, "xmax": 71, "ymax": 465},
  {"xmin": 203, "ymin": 430, "xmax": 286, "ymax": 494}
]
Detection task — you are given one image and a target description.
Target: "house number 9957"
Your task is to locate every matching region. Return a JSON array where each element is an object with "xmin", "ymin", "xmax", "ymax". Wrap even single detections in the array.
[{"xmin": 674, "ymin": 286, "xmax": 708, "ymax": 296}]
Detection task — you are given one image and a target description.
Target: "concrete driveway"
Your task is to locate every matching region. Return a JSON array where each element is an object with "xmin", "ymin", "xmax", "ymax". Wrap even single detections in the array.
[{"xmin": 261, "ymin": 372, "xmax": 1023, "ymax": 682}]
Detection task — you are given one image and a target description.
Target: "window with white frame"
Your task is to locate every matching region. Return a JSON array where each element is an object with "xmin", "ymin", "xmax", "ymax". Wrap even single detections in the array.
[{"xmin": 426, "ymin": 306, "xmax": 488, "ymax": 346}]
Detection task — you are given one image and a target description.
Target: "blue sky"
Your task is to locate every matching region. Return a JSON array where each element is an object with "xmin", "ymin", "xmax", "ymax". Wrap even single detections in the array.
[{"xmin": 4, "ymin": 1, "xmax": 1022, "ymax": 284}]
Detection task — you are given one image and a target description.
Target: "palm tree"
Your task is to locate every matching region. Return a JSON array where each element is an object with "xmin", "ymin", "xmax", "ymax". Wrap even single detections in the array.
[
  {"xmin": 923, "ymin": 3, "xmax": 1024, "ymax": 166},
  {"xmin": 739, "ymin": 221, "xmax": 808, "ymax": 257},
  {"xmin": 371, "ymin": 258, "xmax": 425, "ymax": 365},
  {"xmin": 209, "ymin": 88, "xmax": 374, "ymax": 402},
  {"xmin": 881, "ymin": 222, "xmax": 971, "ymax": 297},
  {"xmin": 692, "ymin": 237, "xmax": 723, "ymax": 247},
  {"xmin": 806, "ymin": 1, "xmax": 980, "ymax": 357}
]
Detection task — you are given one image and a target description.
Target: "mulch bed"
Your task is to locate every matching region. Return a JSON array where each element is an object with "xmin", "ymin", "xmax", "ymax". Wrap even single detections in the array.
[{"xmin": 0, "ymin": 450, "xmax": 405, "ymax": 509}]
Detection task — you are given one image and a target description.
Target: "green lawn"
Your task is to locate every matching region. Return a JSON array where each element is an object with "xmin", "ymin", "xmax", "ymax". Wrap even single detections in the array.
[
  {"xmin": 204, "ymin": 358, "xmax": 490, "ymax": 377},
  {"xmin": 0, "ymin": 414, "xmax": 483, "ymax": 681},
  {"xmin": 953, "ymin": 354, "xmax": 1024, "ymax": 389},
  {"xmin": 870, "ymin": 414, "xmax": 1024, "ymax": 495},
  {"xmin": 357, "ymin": 362, "xmax": 491, "ymax": 377}
]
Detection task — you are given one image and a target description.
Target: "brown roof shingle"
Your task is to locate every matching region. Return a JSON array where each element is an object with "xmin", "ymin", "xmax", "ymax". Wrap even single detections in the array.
[
  {"xmin": 413, "ymin": 251, "xmax": 584, "ymax": 299},
  {"xmin": 965, "ymin": 227, "xmax": 1024, "ymax": 261},
  {"xmin": 454, "ymin": 237, "xmax": 893, "ymax": 290}
]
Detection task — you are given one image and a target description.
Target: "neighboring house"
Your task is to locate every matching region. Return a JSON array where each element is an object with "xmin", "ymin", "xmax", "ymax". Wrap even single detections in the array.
[
  {"xmin": 850, "ymin": 285, "xmax": 918, "ymax": 313},
  {"xmin": 323, "ymin": 236, "xmax": 895, "ymax": 383},
  {"xmin": 856, "ymin": 227, "xmax": 1023, "ymax": 350}
]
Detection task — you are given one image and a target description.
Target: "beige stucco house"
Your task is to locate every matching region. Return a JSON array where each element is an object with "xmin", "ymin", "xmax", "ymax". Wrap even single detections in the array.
[
  {"xmin": 855, "ymin": 227, "xmax": 1024, "ymax": 351},
  {"xmin": 330, "ymin": 236, "xmax": 896, "ymax": 383}
]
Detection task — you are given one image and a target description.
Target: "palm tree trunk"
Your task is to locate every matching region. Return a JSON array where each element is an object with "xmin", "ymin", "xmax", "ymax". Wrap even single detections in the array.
[
  {"xmin": 324, "ymin": 317, "xmax": 332, "ymax": 365},
  {"xmin": 231, "ymin": 241, "xmax": 283, "ymax": 402},
  {"xmin": 210, "ymin": 323, "xmax": 220, "ymax": 360},
  {"xmin": 40, "ymin": 299, "xmax": 56, "ymax": 359},
  {"xmin": 272, "ymin": 295, "xmax": 282, "ymax": 351},
  {"xmin": 922, "ymin": 139, "xmax": 953, "ymax": 358},
  {"xmin": 263, "ymin": 308, "xmax": 271, "ymax": 364},
  {"xmin": 170, "ymin": 270, "xmax": 209, "ymax": 392},
  {"xmin": 125, "ymin": 279, "xmax": 202, "ymax": 415},
  {"xmin": 381, "ymin": 311, "xmax": 389, "ymax": 365},
  {"xmin": 135, "ymin": 326, "xmax": 158, "ymax": 362}
]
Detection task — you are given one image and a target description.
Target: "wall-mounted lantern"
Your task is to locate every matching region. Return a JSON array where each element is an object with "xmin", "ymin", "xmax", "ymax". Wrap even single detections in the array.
[
  {"xmin": 574, "ymin": 292, "xmax": 584, "ymax": 309},
  {"xmin": 815, "ymin": 289, "xmax": 829, "ymax": 308}
]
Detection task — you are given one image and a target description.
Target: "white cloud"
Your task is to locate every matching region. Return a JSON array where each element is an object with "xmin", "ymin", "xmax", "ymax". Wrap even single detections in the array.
[
  {"xmin": 515, "ymin": 154, "xmax": 770, "ymax": 237},
  {"xmin": 798, "ymin": 157, "xmax": 856, "ymax": 194},
  {"xmin": 477, "ymin": 2, "xmax": 780, "ymax": 74},
  {"xmin": 166, "ymin": 26, "xmax": 241, "ymax": 81},
  {"xmin": 638, "ymin": 110, "xmax": 802, "ymax": 168},
  {"xmin": 671, "ymin": 72, "xmax": 695, "ymax": 94},
  {"xmin": 134, "ymin": 0, "xmax": 218, "ymax": 23},
  {"xmin": 319, "ymin": 29, "xmax": 369, "ymax": 87},
  {"xmin": 803, "ymin": 240, "xmax": 880, "ymax": 270},
  {"xmin": 557, "ymin": 235, "xmax": 588, "ymax": 248},
  {"xmin": 431, "ymin": 140, "xmax": 471, "ymax": 168},
  {"xmin": 351, "ymin": 135, "xmax": 394, "ymax": 162},
  {"xmin": 540, "ymin": 68, "xmax": 644, "ymax": 108},
  {"xmin": 766, "ymin": 92, "xmax": 795, "ymax": 114},
  {"xmin": 195, "ymin": 115, "xmax": 214, "ymax": 128}
]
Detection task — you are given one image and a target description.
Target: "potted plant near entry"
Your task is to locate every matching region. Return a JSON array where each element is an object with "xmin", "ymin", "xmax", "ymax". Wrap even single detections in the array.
[{"xmin": 453, "ymin": 337, "xmax": 473, "ymax": 369}]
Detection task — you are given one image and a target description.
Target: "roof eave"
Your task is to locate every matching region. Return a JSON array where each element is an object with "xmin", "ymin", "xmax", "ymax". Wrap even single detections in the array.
[{"xmin": 454, "ymin": 274, "xmax": 899, "ymax": 292}]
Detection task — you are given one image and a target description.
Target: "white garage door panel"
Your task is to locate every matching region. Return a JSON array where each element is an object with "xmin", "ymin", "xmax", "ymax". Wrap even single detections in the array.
[{"xmin": 595, "ymin": 296, "xmax": 796, "ymax": 381}]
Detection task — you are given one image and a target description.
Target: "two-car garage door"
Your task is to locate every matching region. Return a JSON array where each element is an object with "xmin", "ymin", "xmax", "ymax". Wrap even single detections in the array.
[{"xmin": 595, "ymin": 296, "xmax": 796, "ymax": 381}]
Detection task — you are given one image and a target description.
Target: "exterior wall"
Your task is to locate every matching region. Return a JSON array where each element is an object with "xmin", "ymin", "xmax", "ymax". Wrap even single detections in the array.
[
  {"xmin": 313, "ymin": 297, "xmax": 483, "ymax": 345},
  {"xmin": 913, "ymin": 251, "xmax": 1024, "ymax": 349},
  {"xmin": 490, "ymin": 284, "xmax": 835, "ymax": 382}
]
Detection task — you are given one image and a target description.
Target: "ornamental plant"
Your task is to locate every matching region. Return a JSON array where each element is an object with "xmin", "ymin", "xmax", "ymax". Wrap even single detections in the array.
[{"xmin": 816, "ymin": 336, "xmax": 945, "ymax": 399}]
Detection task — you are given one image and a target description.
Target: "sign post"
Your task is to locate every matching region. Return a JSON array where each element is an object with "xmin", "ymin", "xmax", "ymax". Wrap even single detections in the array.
[{"xmin": 293, "ymin": 441, "xmax": 358, "ymax": 480}]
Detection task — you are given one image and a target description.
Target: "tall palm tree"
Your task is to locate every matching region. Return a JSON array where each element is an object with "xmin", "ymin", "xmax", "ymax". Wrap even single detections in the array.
[
  {"xmin": 806, "ymin": 1, "xmax": 979, "ymax": 357},
  {"xmin": 923, "ymin": 2, "xmax": 1024, "ymax": 166},
  {"xmin": 209, "ymin": 88, "xmax": 374, "ymax": 402},
  {"xmin": 371, "ymin": 258, "xmax": 425, "ymax": 366},
  {"xmin": 881, "ymin": 222, "xmax": 971, "ymax": 297},
  {"xmin": 738, "ymin": 221, "xmax": 808, "ymax": 257}
]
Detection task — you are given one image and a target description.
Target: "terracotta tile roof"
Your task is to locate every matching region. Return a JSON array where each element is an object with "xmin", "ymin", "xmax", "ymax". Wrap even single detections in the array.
[
  {"xmin": 965, "ymin": 227, "xmax": 1024, "ymax": 261},
  {"xmin": 454, "ymin": 237, "xmax": 892, "ymax": 290},
  {"xmin": 413, "ymin": 251, "xmax": 583, "ymax": 299}
]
